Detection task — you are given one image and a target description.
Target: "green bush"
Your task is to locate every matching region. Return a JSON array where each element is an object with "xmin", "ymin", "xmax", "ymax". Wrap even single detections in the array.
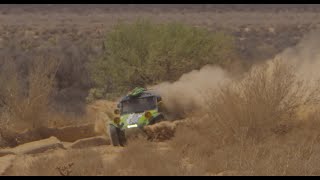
[{"xmin": 89, "ymin": 19, "xmax": 236, "ymax": 98}]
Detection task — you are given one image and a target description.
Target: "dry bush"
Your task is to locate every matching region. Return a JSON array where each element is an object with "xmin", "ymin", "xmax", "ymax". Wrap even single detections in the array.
[
  {"xmin": 165, "ymin": 111, "xmax": 320, "ymax": 175},
  {"xmin": 0, "ymin": 56, "xmax": 60, "ymax": 131},
  {"xmin": 162, "ymin": 58, "xmax": 320, "ymax": 176},
  {"xmin": 0, "ymin": 27, "xmax": 99, "ymax": 115},
  {"xmin": 103, "ymin": 138, "xmax": 201, "ymax": 176},
  {"xmin": 94, "ymin": 58, "xmax": 320, "ymax": 176},
  {"xmin": 204, "ymin": 58, "xmax": 320, "ymax": 143},
  {"xmin": 143, "ymin": 121, "xmax": 177, "ymax": 142}
]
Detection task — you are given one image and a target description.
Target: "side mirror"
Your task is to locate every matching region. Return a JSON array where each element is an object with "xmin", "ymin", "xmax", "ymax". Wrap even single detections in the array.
[
  {"xmin": 114, "ymin": 109, "xmax": 120, "ymax": 115},
  {"xmin": 157, "ymin": 97, "xmax": 162, "ymax": 102}
]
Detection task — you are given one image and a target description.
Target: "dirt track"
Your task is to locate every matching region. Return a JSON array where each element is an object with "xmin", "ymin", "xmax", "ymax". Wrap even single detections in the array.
[
  {"xmin": 0, "ymin": 135, "xmax": 173, "ymax": 176},
  {"xmin": 0, "ymin": 136, "xmax": 117, "ymax": 175},
  {"xmin": 0, "ymin": 120, "xmax": 181, "ymax": 176}
]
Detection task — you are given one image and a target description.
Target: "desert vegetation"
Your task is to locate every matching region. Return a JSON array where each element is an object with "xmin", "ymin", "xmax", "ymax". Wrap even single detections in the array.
[
  {"xmin": 88, "ymin": 19, "xmax": 237, "ymax": 101},
  {"xmin": 1, "ymin": 4, "xmax": 320, "ymax": 176}
]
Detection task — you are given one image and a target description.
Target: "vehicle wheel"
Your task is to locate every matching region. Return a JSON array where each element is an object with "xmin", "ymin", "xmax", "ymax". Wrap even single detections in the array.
[
  {"xmin": 109, "ymin": 125, "xmax": 120, "ymax": 146},
  {"xmin": 118, "ymin": 130, "xmax": 127, "ymax": 146}
]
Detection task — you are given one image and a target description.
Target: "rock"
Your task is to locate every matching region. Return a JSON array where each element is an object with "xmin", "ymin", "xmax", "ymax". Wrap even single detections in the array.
[{"xmin": 69, "ymin": 136, "xmax": 110, "ymax": 149}]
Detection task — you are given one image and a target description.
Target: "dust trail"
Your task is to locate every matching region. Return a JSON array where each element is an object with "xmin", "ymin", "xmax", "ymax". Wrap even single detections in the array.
[
  {"xmin": 149, "ymin": 28, "xmax": 320, "ymax": 120},
  {"xmin": 269, "ymin": 29, "xmax": 320, "ymax": 109},
  {"xmin": 274, "ymin": 29, "xmax": 320, "ymax": 82},
  {"xmin": 149, "ymin": 65, "xmax": 231, "ymax": 119}
]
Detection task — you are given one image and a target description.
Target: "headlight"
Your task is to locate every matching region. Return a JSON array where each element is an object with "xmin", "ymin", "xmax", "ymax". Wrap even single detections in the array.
[
  {"xmin": 114, "ymin": 109, "xmax": 120, "ymax": 115},
  {"xmin": 113, "ymin": 117, "xmax": 120, "ymax": 124},
  {"xmin": 144, "ymin": 111, "xmax": 152, "ymax": 119}
]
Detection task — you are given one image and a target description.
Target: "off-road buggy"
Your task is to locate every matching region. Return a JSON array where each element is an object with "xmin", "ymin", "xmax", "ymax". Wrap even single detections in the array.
[{"xmin": 108, "ymin": 87, "xmax": 165, "ymax": 146}]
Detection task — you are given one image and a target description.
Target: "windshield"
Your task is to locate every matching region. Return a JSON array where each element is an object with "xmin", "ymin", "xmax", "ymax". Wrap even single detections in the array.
[{"xmin": 121, "ymin": 96, "xmax": 156, "ymax": 114}]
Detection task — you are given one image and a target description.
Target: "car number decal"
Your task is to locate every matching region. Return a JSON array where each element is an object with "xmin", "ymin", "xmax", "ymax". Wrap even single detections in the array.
[{"xmin": 127, "ymin": 114, "xmax": 142, "ymax": 125}]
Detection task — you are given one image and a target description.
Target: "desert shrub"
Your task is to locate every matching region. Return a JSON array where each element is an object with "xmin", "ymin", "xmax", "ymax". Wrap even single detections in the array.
[
  {"xmin": 0, "ymin": 56, "xmax": 59, "ymax": 131},
  {"xmin": 204, "ymin": 58, "xmax": 320, "ymax": 143},
  {"xmin": 161, "ymin": 58, "xmax": 320, "ymax": 175},
  {"xmin": 0, "ymin": 29, "xmax": 101, "ymax": 114},
  {"xmin": 167, "ymin": 111, "xmax": 320, "ymax": 176},
  {"xmin": 102, "ymin": 138, "xmax": 203, "ymax": 176},
  {"xmin": 89, "ymin": 19, "xmax": 237, "ymax": 100}
]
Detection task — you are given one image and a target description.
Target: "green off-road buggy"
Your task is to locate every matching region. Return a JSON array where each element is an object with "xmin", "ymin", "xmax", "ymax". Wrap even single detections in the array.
[{"xmin": 108, "ymin": 87, "xmax": 166, "ymax": 146}]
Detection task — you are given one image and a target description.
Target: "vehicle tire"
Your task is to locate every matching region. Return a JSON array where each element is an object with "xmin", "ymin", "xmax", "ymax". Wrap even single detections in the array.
[
  {"xmin": 118, "ymin": 130, "xmax": 127, "ymax": 146},
  {"xmin": 109, "ymin": 125, "xmax": 120, "ymax": 146}
]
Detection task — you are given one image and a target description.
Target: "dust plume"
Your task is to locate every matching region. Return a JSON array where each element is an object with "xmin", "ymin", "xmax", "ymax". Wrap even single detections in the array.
[
  {"xmin": 149, "ymin": 28, "xmax": 320, "ymax": 121},
  {"xmin": 149, "ymin": 65, "xmax": 231, "ymax": 119},
  {"xmin": 270, "ymin": 29, "xmax": 320, "ymax": 111},
  {"xmin": 274, "ymin": 29, "xmax": 320, "ymax": 82}
]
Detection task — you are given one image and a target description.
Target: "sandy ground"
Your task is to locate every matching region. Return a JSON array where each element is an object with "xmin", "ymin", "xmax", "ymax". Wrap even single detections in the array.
[{"xmin": 0, "ymin": 140, "xmax": 172, "ymax": 175}]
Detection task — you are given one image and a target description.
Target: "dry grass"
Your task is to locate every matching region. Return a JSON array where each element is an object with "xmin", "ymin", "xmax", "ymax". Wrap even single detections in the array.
[
  {"xmin": 166, "ymin": 59, "xmax": 320, "ymax": 175},
  {"xmin": 0, "ymin": 57, "xmax": 88, "ymax": 147},
  {"xmin": 0, "ymin": 57, "xmax": 60, "ymax": 131},
  {"xmin": 102, "ymin": 139, "xmax": 190, "ymax": 176},
  {"xmin": 5, "ymin": 149, "xmax": 105, "ymax": 176},
  {"xmin": 205, "ymin": 59, "xmax": 320, "ymax": 143}
]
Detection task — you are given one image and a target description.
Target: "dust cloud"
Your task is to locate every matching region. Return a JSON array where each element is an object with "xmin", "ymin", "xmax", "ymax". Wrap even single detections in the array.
[
  {"xmin": 274, "ymin": 29, "xmax": 320, "ymax": 82},
  {"xmin": 149, "ymin": 65, "xmax": 231, "ymax": 119},
  {"xmin": 149, "ymin": 28, "xmax": 320, "ymax": 120}
]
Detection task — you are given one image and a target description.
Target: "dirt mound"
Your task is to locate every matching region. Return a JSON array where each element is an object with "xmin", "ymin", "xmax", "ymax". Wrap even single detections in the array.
[
  {"xmin": 0, "ymin": 150, "xmax": 15, "ymax": 157},
  {"xmin": 0, "ymin": 136, "xmax": 65, "ymax": 155},
  {"xmin": 68, "ymin": 136, "xmax": 110, "ymax": 149},
  {"xmin": 51, "ymin": 124, "xmax": 97, "ymax": 142},
  {"xmin": 15, "ymin": 136, "xmax": 65, "ymax": 155},
  {"xmin": 2, "ymin": 124, "xmax": 98, "ymax": 148},
  {"xmin": 0, "ymin": 155, "xmax": 16, "ymax": 175},
  {"xmin": 0, "ymin": 100, "xmax": 117, "ymax": 149}
]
